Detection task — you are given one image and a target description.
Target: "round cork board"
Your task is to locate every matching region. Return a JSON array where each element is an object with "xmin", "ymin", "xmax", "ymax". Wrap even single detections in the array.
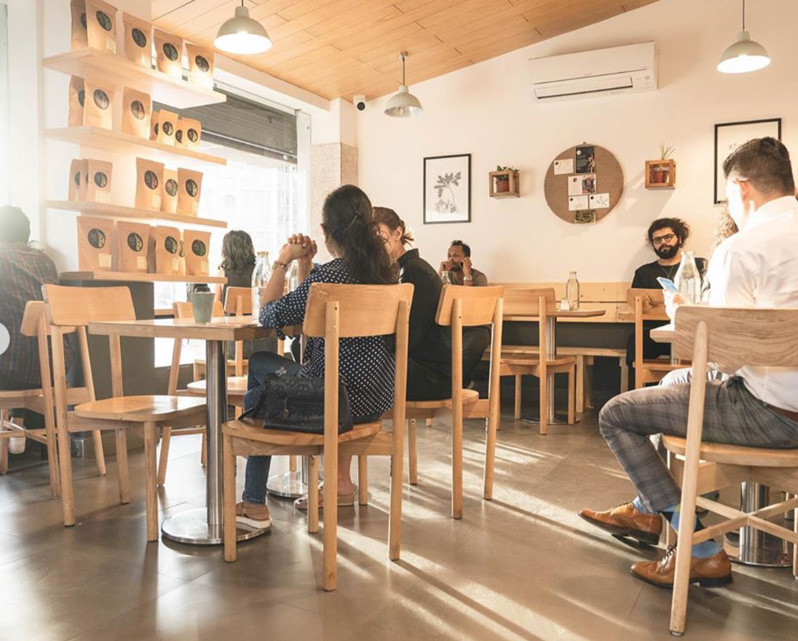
[{"xmin": 544, "ymin": 144, "xmax": 624, "ymax": 224}]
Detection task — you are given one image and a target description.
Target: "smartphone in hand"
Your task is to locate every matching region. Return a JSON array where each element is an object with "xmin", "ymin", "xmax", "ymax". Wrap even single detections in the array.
[{"xmin": 657, "ymin": 276, "xmax": 679, "ymax": 293}]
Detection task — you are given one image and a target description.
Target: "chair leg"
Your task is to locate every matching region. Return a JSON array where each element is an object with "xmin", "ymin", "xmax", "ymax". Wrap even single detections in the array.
[
  {"xmin": 143, "ymin": 422, "xmax": 158, "ymax": 542},
  {"xmin": 389, "ymin": 415, "xmax": 406, "ymax": 561},
  {"xmin": 567, "ymin": 365, "xmax": 576, "ymax": 425},
  {"xmin": 40, "ymin": 407, "xmax": 61, "ymax": 498},
  {"xmin": 453, "ymin": 408, "xmax": 464, "ymax": 520},
  {"xmin": 223, "ymin": 433, "xmax": 237, "ymax": 562},
  {"xmin": 57, "ymin": 418, "xmax": 76, "ymax": 527},
  {"xmin": 289, "ymin": 455, "xmax": 298, "ymax": 473},
  {"xmin": 575, "ymin": 355, "xmax": 585, "ymax": 415},
  {"xmin": 322, "ymin": 449, "xmax": 338, "ymax": 591},
  {"xmin": 0, "ymin": 410, "xmax": 9, "ymax": 475},
  {"xmin": 92, "ymin": 430, "xmax": 107, "ymax": 476},
  {"xmin": 408, "ymin": 419, "xmax": 418, "ymax": 485},
  {"xmin": 116, "ymin": 427, "xmax": 130, "ymax": 504},
  {"xmin": 539, "ymin": 373, "xmax": 548, "ymax": 436},
  {"xmin": 200, "ymin": 431, "xmax": 207, "ymax": 466},
  {"xmin": 670, "ymin": 467, "xmax": 700, "ymax": 635},
  {"xmin": 157, "ymin": 426, "xmax": 172, "ymax": 486},
  {"xmin": 357, "ymin": 456, "xmax": 368, "ymax": 505},
  {"xmin": 308, "ymin": 455, "xmax": 319, "ymax": 533},
  {"xmin": 585, "ymin": 358, "xmax": 595, "ymax": 409},
  {"xmin": 620, "ymin": 358, "xmax": 629, "ymax": 393},
  {"xmin": 792, "ymin": 493, "xmax": 797, "ymax": 579},
  {"xmin": 514, "ymin": 375, "xmax": 522, "ymax": 420},
  {"xmin": 483, "ymin": 414, "xmax": 498, "ymax": 501},
  {"xmin": 426, "ymin": 418, "xmax": 433, "ymax": 427}
]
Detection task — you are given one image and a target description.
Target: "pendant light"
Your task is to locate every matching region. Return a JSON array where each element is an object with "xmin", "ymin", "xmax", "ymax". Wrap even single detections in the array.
[
  {"xmin": 215, "ymin": 1, "xmax": 272, "ymax": 55},
  {"xmin": 385, "ymin": 52, "xmax": 424, "ymax": 117},
  {"xmin": 718, "ymin": 0, "xmax": 770, "ymax": 74}
]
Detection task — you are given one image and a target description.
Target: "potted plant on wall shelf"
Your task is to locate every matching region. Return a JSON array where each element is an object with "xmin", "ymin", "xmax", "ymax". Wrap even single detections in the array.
[
  {"xmin": 645, "ymin": 144, "xmax": 676, "ymax": 189},
  {"xmin": 489, "ymin": 165, "xmax": 520, "ymax": 198}
]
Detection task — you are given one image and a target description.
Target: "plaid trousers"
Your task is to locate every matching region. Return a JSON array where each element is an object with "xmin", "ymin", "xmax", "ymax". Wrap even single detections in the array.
[{"xmin": 599, "ymin": 370, "xmax": 798, "ymax": 512}]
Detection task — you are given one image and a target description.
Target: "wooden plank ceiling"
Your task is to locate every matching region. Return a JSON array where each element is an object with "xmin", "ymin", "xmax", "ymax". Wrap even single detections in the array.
[{"xmin": 152, "ymin": 0, "xmax": 661, "ymax": 101}]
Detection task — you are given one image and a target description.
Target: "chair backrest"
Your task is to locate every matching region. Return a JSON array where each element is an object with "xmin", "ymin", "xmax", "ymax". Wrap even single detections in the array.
[
  {"xmin": 224, "ymin": 286, "xmax": 252, "ymax": 316},
  {"xmin": 168, "ymin": 300, "xmax": 224, "ymax": 394},
  {"xmin": 173, "ymin": 300, "xmax": 223, "ymax": 320},
  {"xmin": 501, "ymin": 287, "xmax": 556, "ymax": 317},
  {"xmin": 435, "ymin": 285, "xmax": 506, "ymax": 327},
  {"xmin": 673, "ymin": 306, "xmax": 798, "ymax": 368},
  {"xmin": 627, "ymin": 288, "xmax": 667, "ymax": 321},
  {"xmin": 42, "ymin": 285, "xmax": 136, "ymax": 326}
]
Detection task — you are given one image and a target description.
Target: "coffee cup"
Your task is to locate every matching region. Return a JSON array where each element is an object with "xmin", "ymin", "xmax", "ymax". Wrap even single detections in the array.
[{"xmin": 190, "ymin": 292, "xmax": 215, "ymax": 323}]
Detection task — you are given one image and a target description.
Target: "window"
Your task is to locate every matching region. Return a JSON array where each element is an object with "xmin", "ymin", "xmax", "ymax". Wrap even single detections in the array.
[{"xmin": 0, "ymin": 4, "xmax": 8, "ymax": 205}]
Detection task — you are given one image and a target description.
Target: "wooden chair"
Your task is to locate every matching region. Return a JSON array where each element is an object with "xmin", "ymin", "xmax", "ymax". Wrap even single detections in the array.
[
  {"xmin": 222, "ymin": 282, "xmax": 411, "ymax": 591},
  {"xmin": 42, "ymin": 285, "xmax": 207, "ymax": 540},
  {"xmin": 0, "ymin": 301, "xmax": 101, "ymax": 497},
  {"xmin": 498, "ymin": 288, "xmax": 575, "ymax": 435},
  {"xmin": 662, "ymin": 306, "xmax": 798, "ymax": 635},
  {"xmin": 629, "ymin": 288, "xmax": 682, "ymax": 388},
  {"xmin": 404, "ymin": 285, "xmax": 504, "ymax": 518}
]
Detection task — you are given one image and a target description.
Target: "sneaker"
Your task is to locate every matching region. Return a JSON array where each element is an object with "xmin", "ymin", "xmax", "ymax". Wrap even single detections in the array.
[{"xmin": 235, "ymin": 501, "xmax": 271, "ymax": 531}]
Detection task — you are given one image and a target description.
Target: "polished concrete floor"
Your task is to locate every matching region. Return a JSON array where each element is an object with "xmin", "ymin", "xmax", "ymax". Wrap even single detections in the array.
[{"xmin": 1, "ymin": 409, "xmax": 797, "ymax": 641}]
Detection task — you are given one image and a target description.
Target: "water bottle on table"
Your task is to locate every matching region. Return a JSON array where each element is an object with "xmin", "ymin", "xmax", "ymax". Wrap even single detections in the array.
[
  {"xmin": 674, "ymin": 251, "xmax": 701, "ymax": 304},
  {"xmin": 566, "ymin": 271, "xmax": 580, "ymax": 310},
  {"xmin": 251, "ymin": 251, "xmax": 271, "ymax": 319}
]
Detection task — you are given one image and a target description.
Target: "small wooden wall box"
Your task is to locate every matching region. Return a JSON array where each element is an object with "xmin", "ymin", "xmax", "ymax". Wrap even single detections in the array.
[
  {"xmin": 489, "ymin": 170, "xmax": 519, "ymax": 198},
  {"xmin": 645, "ymin": 159, "xmax": 676, "ymax": 189}
]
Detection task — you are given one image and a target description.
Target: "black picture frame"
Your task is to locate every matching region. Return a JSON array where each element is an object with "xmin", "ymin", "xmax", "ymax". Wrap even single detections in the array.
[
  {"xmin": 423, "ymin": 153, "xmax": 471, "ymax": 224},
  {"xmin": 714, "ymin": 118, "xmax": 782, "ymax": 204}
]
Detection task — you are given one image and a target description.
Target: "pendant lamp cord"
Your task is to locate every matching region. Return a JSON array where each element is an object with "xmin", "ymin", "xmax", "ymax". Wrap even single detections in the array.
[
  {"xmin": 401, "ymin": 54, "xmax": 406, "ymax": 85},
  {"xmin": 742, "ymin": 0, "xmax": 746, "ymax": 30}
]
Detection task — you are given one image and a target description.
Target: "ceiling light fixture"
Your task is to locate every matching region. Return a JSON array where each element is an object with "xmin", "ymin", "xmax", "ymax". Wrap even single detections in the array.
[
  {"xmin": 384, "ymin": 52, "xmax": 424, "ymax": 117},
  {"xmin": 718, "ymin": 0, "xmax": 770, "ymax": 74},
  {"xmin": 215, "ymin": 1, "xmax": 272, "ymax": 55}
]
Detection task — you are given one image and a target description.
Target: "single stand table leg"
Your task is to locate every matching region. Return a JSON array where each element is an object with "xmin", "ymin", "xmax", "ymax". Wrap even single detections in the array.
[{"xmin": 522, "ymin": 316, "xmax": 571, "ymax": 426}]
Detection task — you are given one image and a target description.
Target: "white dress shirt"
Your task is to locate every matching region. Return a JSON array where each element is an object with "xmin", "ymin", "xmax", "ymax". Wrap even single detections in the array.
[{"xmin": 705, "ymin": 196, "xmax": 798, "ymax": 411}]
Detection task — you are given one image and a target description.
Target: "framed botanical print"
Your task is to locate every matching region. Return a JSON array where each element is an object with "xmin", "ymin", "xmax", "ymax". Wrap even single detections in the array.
[
  {"xmin": 714, "ymin": 118, "xmax": 781, "ymax": 203},
  {"xmin": 423, "ymin": 153, "xmax": 471, "ymax": 224}
]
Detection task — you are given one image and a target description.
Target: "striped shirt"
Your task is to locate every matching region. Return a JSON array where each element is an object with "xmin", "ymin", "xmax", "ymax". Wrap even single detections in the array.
[{"xmin": 259, "ymin": 258, "xmax": 395, "ymax": 418}]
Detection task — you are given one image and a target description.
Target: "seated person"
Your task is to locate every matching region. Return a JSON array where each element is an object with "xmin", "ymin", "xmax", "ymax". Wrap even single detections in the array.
[
  {"xmin": 374, "ymin": 208, "xmax": 490, "ymax": 401},
  {"xmin": 438, "ymin": 240, "xmax": 488, "ymax": 286},
  {"xmin": 580, "ymin": 137, "xmax": 798, "ymax": 588},
  {"xmin": 627, "ymin": 217, "xmax": 707, "ymax": 368},
  {"xmin": 236, "ymin": 185, "xmax": 398, "ymax": 530}
]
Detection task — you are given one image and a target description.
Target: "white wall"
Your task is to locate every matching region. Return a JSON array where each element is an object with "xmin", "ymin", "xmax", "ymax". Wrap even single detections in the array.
[{"xmin": 356, "ymin": 0, "xmax": 798, "ymax": 283}]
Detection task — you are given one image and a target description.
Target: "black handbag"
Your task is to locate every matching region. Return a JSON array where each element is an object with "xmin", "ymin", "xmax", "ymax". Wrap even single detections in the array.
[{"xmin": 240, "ymin": 370, "xmax": 353, "ymax": 434}]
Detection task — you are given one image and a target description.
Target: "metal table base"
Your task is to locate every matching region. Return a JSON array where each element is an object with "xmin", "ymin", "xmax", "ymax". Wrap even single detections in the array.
[
  {"xmin": 161, "ymin": 507, "xmax": 268, "ymax": 545},
  {"xmin": 267, "ymin": 470, "xmax": 307, "ymax": 499}
]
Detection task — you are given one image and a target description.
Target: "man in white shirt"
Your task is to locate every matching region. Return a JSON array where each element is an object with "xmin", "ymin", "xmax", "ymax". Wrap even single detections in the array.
[{"xmin": 579, "ymin": 137, "xmax": 798, "ymax": 588}]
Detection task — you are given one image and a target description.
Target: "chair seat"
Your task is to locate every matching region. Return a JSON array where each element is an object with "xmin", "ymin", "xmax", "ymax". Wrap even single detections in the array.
[
  {"xmin": 501, "ymin": 356, "xmax": 574, "ymax": 367},
  {"xmin": 74, "ymin": 395, "xmax": 206, "ymax": 422},
  {"xmin": 186, "ymin": 376, "xmax": 248, "ymax": 400},
  {"xmin": 663, "ymin": 436, "xmax": 798, "ymax": 468},
  {"xmin": 639, "ymin": 360, "xmax": 683, "ymax": 371},
  {"xmin": 406, "ymin": 388, "xmax": 480, "ymax": 410},
  {"xmin": 223, "ymin": 418, "xmax": 383, "ymax": 446}
]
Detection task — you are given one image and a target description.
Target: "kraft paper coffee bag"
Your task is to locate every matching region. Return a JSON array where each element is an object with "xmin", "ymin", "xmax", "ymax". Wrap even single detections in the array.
[
  {"xmin": 115, "ymin": 221, "xmax": 150, "ymax": 272},
  {"xmin": 80, "ymin": 159, "xmax": 90, "ymax": 200},
  {"xmin": 148, "ymin": 225, "xmax": 181, "ymax": 275},
  {"xmin": 156, "ymin": 109, "xmax": 178, "ymax": 146},
  {"xmin": 83, "ymin": 78, "xmax": 114, "ymax": 129},
  {"xmin": 150, "ymin": 109, "xmax": 159, "ymax": 140},
  {"xmin": 177, "ymin": 168, "xmax": 202, "ymax": 215},
  {"xmin": 122, "ymin": 12, "xmax": 151, "ymax": 68},
  {"xmin": 85, "ymin": 0, "xmax": 117, "ymax": 55},
  {"xmin": 175, "ymin": 117, "xmax": 201, "ymax": 150},
  {"xmin": 68, "ymin": 159, "xmax": 83, "ymax": 201},
  {"xmin": 154, "ymin": 29, "xmax": 183, "ymax": 79},
  {"xmin": 161, "ymin": 168, "xmax": 179, "ymax": 214},
  {"xmin": 85, "ymin": 159, "xmax": 113, "ymax": 204},
  {"xmin": 71, "ymin": 0, "xmax": 88, "ymax": 50},
  {"xmin": 186, "ymin": 44, "xmax": 214, "ymax": 88},
  {"xmin": 69, "ymin": 77, "xmax": 85, "ymax": 127},
  {"xmin": 183, "ymin": 230, "xmax": 210, "ymax": 276},
  {"xmin": 135, "ymin": 158, "xmax": 164, "ymax": 210},
  {"xmin": 77, "ymin": 216, "xmax": 113, "ymax": 271},
  {"xmin": 121, "ymin": 88, "xmax": 152, "ymax": 138}
]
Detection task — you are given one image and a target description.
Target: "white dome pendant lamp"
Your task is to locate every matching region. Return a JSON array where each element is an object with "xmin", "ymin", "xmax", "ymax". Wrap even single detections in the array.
[
  {"xmin": 385, "ymin": 52, "xmax": 424, "ymax": 117},
  {"xmin": 718, "ymin": 0, "xmax": 770, "ymax": 74},
  {"xmin": 215, "ymin": 1, "xmax": 272, "ymax": 55}
]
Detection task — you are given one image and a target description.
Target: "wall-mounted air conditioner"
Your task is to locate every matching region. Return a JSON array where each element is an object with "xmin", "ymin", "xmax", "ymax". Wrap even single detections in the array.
[{"xmin": 530, "ymin": 42, "xmax": 657, "ymax": 101}]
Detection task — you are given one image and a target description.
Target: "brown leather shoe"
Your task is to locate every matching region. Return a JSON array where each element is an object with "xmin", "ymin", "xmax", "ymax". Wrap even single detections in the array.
[
  {"xmin": 631, "ymin": 546, "xmax": 733, "ymax": 589},
  {"xmin": 579, "ymin": 502, "xmax": 662, "ymax": 545}
]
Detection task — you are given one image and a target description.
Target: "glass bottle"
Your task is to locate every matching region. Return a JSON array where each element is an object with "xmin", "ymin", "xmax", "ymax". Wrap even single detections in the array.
[
  {"xmin": 566, "ymin": 271, "xmax": 580, "ymax": 310},
  {"xmin": 251, "ymin": 251, "xmax": 271, "ymax": 318},
  {"xmin": 287, "ymin": 260, "xmax": 299, "ymax": 292},
  {"xmin": 675, "ymin": 250, "xmax": 701, "ymax": 304},
  {"xmin": 441, "ymin": 270, "xmax": 452, "ymax": 285}
]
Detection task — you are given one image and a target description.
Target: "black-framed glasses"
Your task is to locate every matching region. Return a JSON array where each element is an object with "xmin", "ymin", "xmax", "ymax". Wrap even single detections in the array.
[{"xmin": 652, "ymin": 233, "xmax": 676, "ymax": 246}]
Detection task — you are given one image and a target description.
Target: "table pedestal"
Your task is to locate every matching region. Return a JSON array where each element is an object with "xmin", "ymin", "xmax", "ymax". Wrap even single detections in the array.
[
  {"xmin": 268, "ymin": 455, "xmax": 310, "ymax": 499},
  {"xmin": 521, "ymin": 316, "xmax": 571, "ymax": 425}
]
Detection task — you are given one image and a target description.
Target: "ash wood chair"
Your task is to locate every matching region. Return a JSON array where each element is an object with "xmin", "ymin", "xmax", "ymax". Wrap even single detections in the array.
[
  {"xmin": 629, "ymin": 288, "xmax": 682, "ymax": 389},
  {"xmin": 662, "ymin": 306, "xmax": 798, "ymax": 636},
  {"xmin": 0, "ymin": 301, "xmax": 100, "ymax": 497},
  {"xmin": 42, "ymin": 285, "xmax": 207, "ymax": 540},
  {"xmin": 222, "ymin": 283, "xmax": 411, "ymax": 591},
  {"xmin": 496, "ymin": 288, "xmax": 575, "ymax": 435},
  {"xmin": 403, "ymin": 285, "xmax": 504, "ymax": 519}
]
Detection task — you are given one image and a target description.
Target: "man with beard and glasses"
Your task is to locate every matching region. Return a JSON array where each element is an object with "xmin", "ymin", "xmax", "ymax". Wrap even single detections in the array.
[
  {"xmin": 626, "ymin": 218, "xmax": 707, "ymax": 368},
  {"xmin": 438, "ymin": 240, "xmax": 488, "ymax": 286}
]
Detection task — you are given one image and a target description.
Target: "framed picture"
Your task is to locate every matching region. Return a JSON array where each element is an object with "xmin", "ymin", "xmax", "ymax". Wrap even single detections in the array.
[
  {"xmin": 423, "ymin": 153, "xmax": 471, "ymax": 224},
  {"xmin": 714, "ymin": 118, "xmax": 781, "ymax": 203}
]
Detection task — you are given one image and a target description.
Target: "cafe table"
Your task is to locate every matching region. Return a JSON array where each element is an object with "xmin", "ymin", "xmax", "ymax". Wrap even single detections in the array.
[
  {"xmin": 505, "ymin": 308, "xmax": 606, "ymax": 424},
  {"xmin": 650, "ymin": 322, "xmax": 793, "ymax": 567},
  {"xmin": 89, "ymin": 315, "xmax": 272, "ymax": 546}
]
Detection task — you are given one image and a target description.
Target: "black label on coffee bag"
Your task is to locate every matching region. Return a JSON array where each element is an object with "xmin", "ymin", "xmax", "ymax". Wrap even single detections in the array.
[
  {"xmin": 94, "ymin": 172, "xmax": 108, "ymax": 188},
  {"xmin": 186, "ymin": 179, "xmax": 198, "ymax": 197},
  {"xmin": 188, "ymin": 128, "xmax": 199, "ymax": 143},
  {"xmin": 164, "ymin": 236, "xmax": 178, "ymax": 254},
  {"xmin": 165, "ymin": 178, "xmax": 178, "ymax": 197},
  {"xmin": 88, "ymin": 228, "xmax": 106, "ymax": 249},
  {"xmin": 93, "ymin": 89, "xmax": 109, "ymax": 110},
  {"xmin": 162, "ymin": 121, "xmax": 174, "ymax": 136},
  {"xmin": 132, "ymin": 28, "xmax": 147, "ymax": 48},
  {"xmin": 191, "ymin": 240, "xmax": 206, "ymax": 256},
  {"xmin": 163, "ymin": 43, "xmax": 179, "ymax": 61},
  {"xmin": 195, "ymin": 55, "xmax": 210, "ymax": 72},
  {"xmin": 175, "ymin": 130, "xmax": 183, "ymax": 143},
  {"xmin": 131, "ymin": 100, "xmax": 145, "ymax": 120},
  {"xmin": 127, "ymin": 233, "xmax": 144, "ymax": 252},
  {"xmin": 81, "ymin": 13, "xmax": 87, "ymax": 29},
  {"xmin": 96, "ymin": 11, "xmax": 112, "ymax": 32},
  {"xmin": 74, "ymin": 172, "xmax": 81, "ymax": 187},
  {"xmin": 78, "ymin": 89, "xmax": 85, "ymax": 107},
  {"xmin": 144, "ymin": 170, "xmax": 159, "ymax": 190}
]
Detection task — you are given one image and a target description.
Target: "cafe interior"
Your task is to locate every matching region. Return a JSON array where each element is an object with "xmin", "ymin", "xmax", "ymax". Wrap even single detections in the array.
[{"xmin": 1, "ymin": 0, "xmax": 798, "ymax": 639}]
